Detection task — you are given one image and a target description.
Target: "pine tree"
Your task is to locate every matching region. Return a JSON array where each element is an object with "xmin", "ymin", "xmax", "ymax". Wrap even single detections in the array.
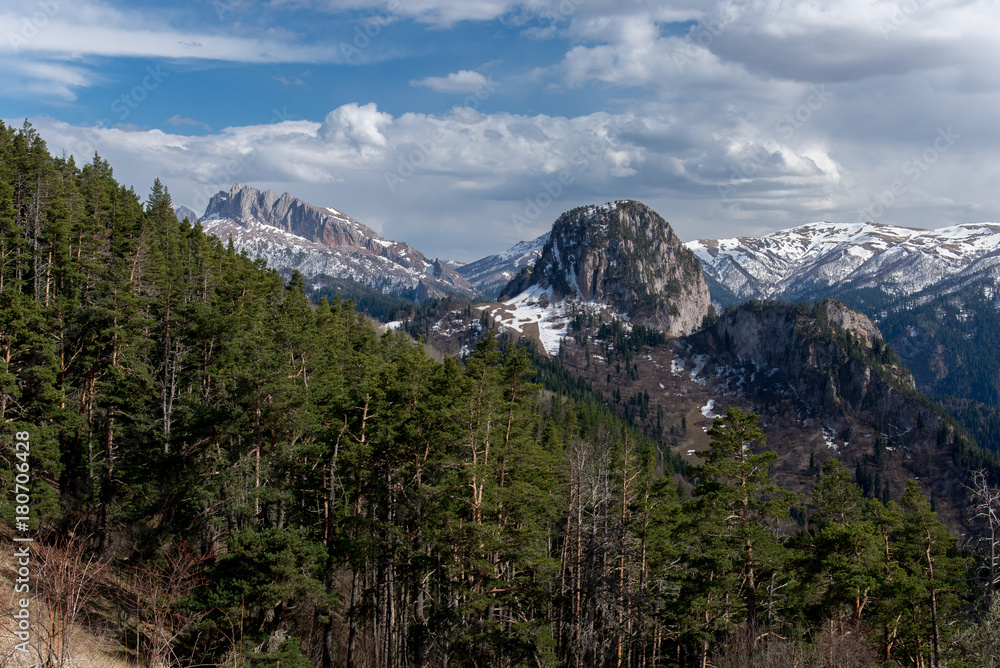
[
  {"xmin": 898, "ymin": 480, "xmax": 969, "ymax": 668},
  {"xmin": 810, "ymin": 459, "xmax": 881, "ymax": 637},
  {"xmin": 691, "ymin": 406, "xmax": 796, "ymax": 647}
]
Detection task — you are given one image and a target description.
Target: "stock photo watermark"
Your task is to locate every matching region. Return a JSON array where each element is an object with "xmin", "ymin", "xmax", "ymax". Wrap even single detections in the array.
[
  {"xmin": 67, "ymin": 65, "xmax": 171, "ymax": 161},
  {"xmin": 776, "ymin": 85, "xmax": 833, "ymax": 139},
  {"xmin": 539, "ymin": 0, "xmax": 587, "ymax": 24},
  {"xmin": 110, "ymin": 66, "xmax": 170, "ymax": 121},
  {"xmin": 10, "ymin": 430, "xmax": 34, "ymax": 655},
  {"xmin": 856, "ymin": 126, "xmax": 959, "ymax": 222},
  {"xmin": 337, "ymin": 0, "xmax": 403, "ymax": 64},
  {"xmin": 672, "ymin": 2, "xmax": 745, "ymax": 73},
  {"xmin": 879, "ymin": 0, "xmax": 922, "ymax": 38},
  {"xmin": 5, "ymin": 0, "xmax": 60, "ymax": 52},
  {"xmin": 718, "ymin": 85, "xmax": 833, "ymax": 202},
  {"xmin": 508, "ymin": 119, "xmax": 633, "ymax": 235}
]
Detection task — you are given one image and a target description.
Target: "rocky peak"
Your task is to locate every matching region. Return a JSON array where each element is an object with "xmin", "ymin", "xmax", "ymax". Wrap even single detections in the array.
[
  {"xmin": 203, "ymin": 183, "xmax": 375, "ymax": 248},
  {"xmin": 817, "ymin": 299, "xmax": 883, "ymax": 349},
  {"xmin": 196, "ymin": 184, "xmax": 475, "ymax": 301},
  {"xmin": 504, "ymin": 200, "xmax": 710, "ymax": 336},
  {"xmin": 172, "ymin": 204, "xmax": 201, "ymax": 224}
]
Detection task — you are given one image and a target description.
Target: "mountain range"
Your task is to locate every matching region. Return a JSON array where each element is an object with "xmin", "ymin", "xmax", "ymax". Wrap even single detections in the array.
[
  {"xmin": 687, "ymin": 220, "xmax": 1000, "ymax": 308},
  {"xmin": 401, "ymin": 204, "xmax": 993, "ymax": 533},
  {"xmin": 178, "ymin": 187, "xmax": 1000, "ymax": 469},
  {"xmin": 194, "ymin": 184, "xmax": 476, "ymax": 302},
  {"xmin": 179, "ymin": 187, "xmax": 1000, "ymax": 317}
]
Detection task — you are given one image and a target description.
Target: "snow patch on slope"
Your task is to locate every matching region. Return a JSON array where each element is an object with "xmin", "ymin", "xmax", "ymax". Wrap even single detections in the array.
[{"xmin": 480, "ymin": 284, "xmax": 628, "ymax": 356}]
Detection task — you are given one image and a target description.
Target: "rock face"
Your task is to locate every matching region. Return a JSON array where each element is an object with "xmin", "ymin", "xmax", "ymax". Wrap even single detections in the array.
[
  {"xmin": 198, "ymin": 184, "xmax": 474, "ymax": 301},
  {"xmin": 205, "ymin": 186, "xmax": 368, "ymax": 249},
  {"xmin": 172, "ymin": 204, "xmax": 201, "ymax": 224},
  {"xmin": 501, "ymin": 201, "xmax": 711, "ymax": 336},
  {"xmin": 694, "ymin": 299, "xmax": 916, "ymax": 411}
]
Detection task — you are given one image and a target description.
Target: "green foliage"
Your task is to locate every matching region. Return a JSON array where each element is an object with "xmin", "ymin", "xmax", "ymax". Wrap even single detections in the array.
[
  {"xmin": 690, "ymin": 407, "xmax": 797, "ymax": 633},
  {"xmin": 309, "ymin": 275, "xmax": 418, "ymax": 322},
  {"xmin": 248, "ymin": 638, "xmax": 311, "ymax": 668},
  {"xmin": 1, "ymin": 121, "xmax": 991, "ymax": 668}
]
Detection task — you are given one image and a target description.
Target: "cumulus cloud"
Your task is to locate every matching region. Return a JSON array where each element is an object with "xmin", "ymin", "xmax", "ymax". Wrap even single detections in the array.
[
  {"xmin": 10, "ymin": 0, "xmax": 1000, "ymax": 259},
  {"xmin": 318, "ymin": 102, "xmax": 392, "ymax": 149},
  {"xmin": 24, "ymin": 99, "xmax": 859, "ymax": 255}
]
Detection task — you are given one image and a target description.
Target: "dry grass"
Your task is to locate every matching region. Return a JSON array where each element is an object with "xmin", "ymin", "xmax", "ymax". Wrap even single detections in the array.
[{"xmin": 1, "ymin": 540, "xmax": 134, "ymax": 668}]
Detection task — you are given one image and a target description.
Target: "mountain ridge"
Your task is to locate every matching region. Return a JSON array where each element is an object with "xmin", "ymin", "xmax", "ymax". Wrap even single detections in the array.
[
  {"xmin": 687, "ymin": 220, "xmax": 1000, "ymax": 305},
  {"xmin": 686, "ymin": 219, "xmax": 1000, "ymax": 452},
  {"xmin": 192, "ymin": 183, "xmax": 476, "ymax": 301},
  {"xmin": 454, "ymin": 231, "xmax": 550, "ymax": 299}
]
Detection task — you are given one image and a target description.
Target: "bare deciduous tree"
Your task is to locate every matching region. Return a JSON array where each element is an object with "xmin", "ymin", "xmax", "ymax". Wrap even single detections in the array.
[
  {"xmin": 34, "ymin": 534, "xmax": 110, "ymax": 667},
  {"xmin": 128, "ymin": 541, "xmax": 208, "ymax": 668},
  {"xmin": 969, "ymin": 470, "xmax": 1000, "ymax": 604}
]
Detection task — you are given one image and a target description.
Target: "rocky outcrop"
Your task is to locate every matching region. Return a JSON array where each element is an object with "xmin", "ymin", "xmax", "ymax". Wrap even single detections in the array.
[
  {"xmin": 693, "ymin": 299, "xmax": 916, "ymax": 412},
  {"xmin": 197, "ymin": 184, "xmax": 475, "ymax": 302},
  {"xmin": 204, "ymin": 184, "xmax": 375, "ymax": 249},
  {"xmin": 502, "ymin": 201, "xmax": 711, "ymax": 336},
  {"xmin": 687, "ymin": 299, "xmax": 971, "ymax": 530}
]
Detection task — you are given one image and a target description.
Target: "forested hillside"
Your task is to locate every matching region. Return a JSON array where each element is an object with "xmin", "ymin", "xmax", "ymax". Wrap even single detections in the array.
[{"xmin": 2, "ymin": 121, "xmax": 1000, "ymax": 667}]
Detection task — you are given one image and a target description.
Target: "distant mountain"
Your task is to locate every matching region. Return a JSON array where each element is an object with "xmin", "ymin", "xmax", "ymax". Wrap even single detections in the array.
[
  {"xmin": 172, "ymin": 203, "xmax": 202, "ymax": 224},
  {"xmin": 455, "ymin": 232, "xmax": 550, "ymax": 298},
  {"xmin": 687, "ymin": 221, "xmax": 1000, "ymax": 307},
  {"xmin": 497, "ymin": 201, "xmax": 710, "ymax": 334},
  {"xmin": 687, "ymin": 220, "xmax": 1000, "ymax": 452},
  {"xmin": 195, "ymin": 184, "xmax": 475, "ymax": 302},
  {"xmin": 447, "ymin": 202, "xmax": 709, "ymax": 355}
]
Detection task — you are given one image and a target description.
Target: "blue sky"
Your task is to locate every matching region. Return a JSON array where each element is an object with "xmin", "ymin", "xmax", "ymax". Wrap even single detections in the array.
[{"xmin": 3, "ymin": 0, "xmax": 999, "ymax": 261}]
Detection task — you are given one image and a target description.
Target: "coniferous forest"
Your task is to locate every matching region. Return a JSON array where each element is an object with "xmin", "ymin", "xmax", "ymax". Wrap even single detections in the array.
[{"xmin": 4, "ymin": 120, "xmax": 1000, "ymax": 667}]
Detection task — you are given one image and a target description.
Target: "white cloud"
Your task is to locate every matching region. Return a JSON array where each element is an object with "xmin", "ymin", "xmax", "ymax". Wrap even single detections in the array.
[
  {"xmin": 318, "ymin": 102, "xmax": 392, "ymax": 149},
  {"xmin": 276, "ymin": 0, "xmax": 556, "ymax": 26},
  {"xmin": 0, "ymin": 1, "xmax": 344, "ymax": 63},
  {"xmin": 8, "ymin": 0, "xmax": 1000, "ymax": 260},
  {"xmin": 411, "ymin": 70, "xmax": 491, "ymax": 93},
  {"xmin": 167, "ymin": 115, "xmax": 211, "ymax": 131},
  {"xmin": 18, "ymin": 100, "xmax": 850, "ymax": 255},
  {"xmin": 0, "ymin": 59, "xmax": 94, "ymax": 99}
]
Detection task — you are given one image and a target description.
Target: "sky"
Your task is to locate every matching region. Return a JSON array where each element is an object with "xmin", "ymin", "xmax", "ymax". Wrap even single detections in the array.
[{"xmin": 2, "ymin": 0, "xmax": 999, "ymax": 261}]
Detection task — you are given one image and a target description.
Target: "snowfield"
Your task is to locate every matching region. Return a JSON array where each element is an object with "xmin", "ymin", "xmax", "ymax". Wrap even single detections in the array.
[{"xmin": 687, "ymin": 221, "xmax": 1000, "ymax": 301}]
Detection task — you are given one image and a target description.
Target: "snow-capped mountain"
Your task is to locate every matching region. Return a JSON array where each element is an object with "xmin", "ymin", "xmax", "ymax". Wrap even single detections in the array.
[
  {"xmin": 194, "ymin": 184, "xmax": 475, "ymax": 301},
  {"xmin": 455, "ymin": 231, "xmax": 550, "ymax": 298},
  {"xmin": 687, "ymin": 221, "xmax": 1000, "ymax": 305}
]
